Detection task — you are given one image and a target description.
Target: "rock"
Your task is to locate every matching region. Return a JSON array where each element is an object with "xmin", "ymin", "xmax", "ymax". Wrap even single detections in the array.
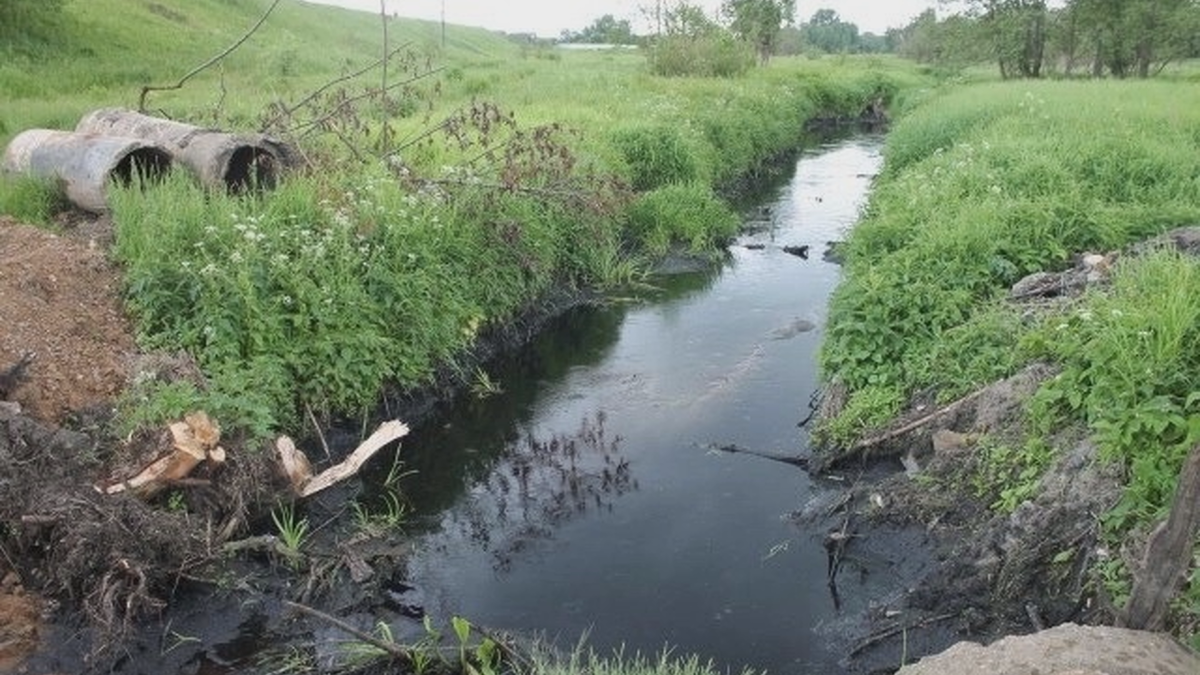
[
  {"xmin": 782, "ymin": 244, "xmax": 810, "ymax": 259},
  {"xmin": 931, "ymin": 429, "xmax": 974, "ymax": 453},
  {"xmin": 1133, "ymin": 226, "xmax": 1200, "ymax": 257},
  {"xmin": 896, "ymin": 623, "xmax": 1200, "ymax": 675},
  {"xmin": 768, "ymin": 317, "xmax": 817, "ymax": 340}
]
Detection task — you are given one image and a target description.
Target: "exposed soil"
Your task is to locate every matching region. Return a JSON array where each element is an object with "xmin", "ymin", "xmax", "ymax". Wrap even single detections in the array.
[
  {"xmin": 0, "ymin": 214, "xmax": 136, "ymax": 424},
  {"xmin": 0, "ymin": 214, "xmax": 143, "ymax": 671},
  {"xmin": 0, "ymin": 569, "xmax": 42, "ymax": 673}
]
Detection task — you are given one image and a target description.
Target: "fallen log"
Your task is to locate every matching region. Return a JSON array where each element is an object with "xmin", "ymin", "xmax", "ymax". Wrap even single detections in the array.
[{"xmin": 1122, "ymin": 442, "xmax": 1200, "ymax": 630}]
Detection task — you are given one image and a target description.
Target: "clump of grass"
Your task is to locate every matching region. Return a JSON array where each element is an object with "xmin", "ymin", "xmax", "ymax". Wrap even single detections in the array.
[
  {"xmin": 0, "ymin": 175, "xmax": 68, "ymax": 226},
  {"xmin": 625, "ymin": 182, "xmax": 739, "ymax": 256},
  {"xmin": 1022, "ymin": 251, "xmax": 1200, "ymax": 528},
  {"xmin": 823, "ymin": 80, "xmax": 1200, "ymax": 410},
  {"xmin": 529, "ymin": 641, "xmax": 760, "ymax": 675},
  {"xmin": 819, "ymin": 79, "xmax": 1200, "ymax": 641},
  {"xmin": 815, "ymin": 384, "xmax": 904, "ymax": 448},
  {"xmin": 611, "ymin": 124, "xmax": 700, "ymax": 191}
]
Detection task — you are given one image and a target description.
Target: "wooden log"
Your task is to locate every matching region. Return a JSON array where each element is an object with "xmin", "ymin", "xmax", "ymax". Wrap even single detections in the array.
[
  {"xmin": 300, "ymin": 420, "xmax": 408, "ymax": 497},
  {"xmin": 1122, "ymin": 442, "xmax": 1200, "ymax": 630}
]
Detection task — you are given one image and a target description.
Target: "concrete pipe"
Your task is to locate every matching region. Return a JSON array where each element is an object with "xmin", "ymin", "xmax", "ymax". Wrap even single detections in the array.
[
  {"xmin": 77, "ymin": 108, "xmax": 290, "ymax": 192},
  {"xmin": 2, "ymin": 129, "xmax": 173, "ymax": 213}
]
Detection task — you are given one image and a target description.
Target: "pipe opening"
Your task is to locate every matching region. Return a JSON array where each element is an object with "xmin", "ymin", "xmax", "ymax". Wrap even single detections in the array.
[
  {"xmin": 226, "ymin": 146, "xmax": 278, "ymax": 192},
  {"xmin": 113, "ymin": 147, "xmax": 173, "ymax": 187}
]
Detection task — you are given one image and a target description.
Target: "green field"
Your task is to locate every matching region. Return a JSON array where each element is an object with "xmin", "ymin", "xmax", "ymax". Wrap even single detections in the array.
[
  {"xmin": 5, "ymin": 0, "xmax": 1200, "ymax": 656},
  {"xmin": 2, "ymin": 0, "xmax": 922, "ymax": 437}
]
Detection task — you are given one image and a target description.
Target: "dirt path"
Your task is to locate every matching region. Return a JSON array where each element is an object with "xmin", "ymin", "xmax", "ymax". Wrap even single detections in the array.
[{"xmin": 0, "ymin": 215, "xmax": 137, "ymax": 424}]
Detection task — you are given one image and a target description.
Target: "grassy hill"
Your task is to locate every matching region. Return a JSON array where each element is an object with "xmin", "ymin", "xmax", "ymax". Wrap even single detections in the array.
[{"xmin": 0, "ymin": 0, "xmax": 522, "ymax": 142}]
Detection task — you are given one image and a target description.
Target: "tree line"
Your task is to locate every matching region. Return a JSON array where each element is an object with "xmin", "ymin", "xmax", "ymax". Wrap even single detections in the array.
[
  {"xmin": 894, "ymin": 0, "xmax": 1200, "ymax": 78},
  {"xmin": 563, "ymin": 1, "xmax": 894, "ymax": 77}
]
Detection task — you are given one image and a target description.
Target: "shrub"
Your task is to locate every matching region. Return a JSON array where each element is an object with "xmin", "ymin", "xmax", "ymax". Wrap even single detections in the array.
[
  {"xmin": 644, "ymin": 35, "xmax": 754, "ymax": 78},
  {"xmin": 624, "ymin": 182, "xmax": 738, "ymax": 256},
  {"xmin": 610, "ymin": 125, "xmax": 699, "ymax": 191}
]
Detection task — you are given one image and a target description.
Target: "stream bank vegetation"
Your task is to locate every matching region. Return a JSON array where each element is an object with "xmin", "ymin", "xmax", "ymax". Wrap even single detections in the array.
[
  {"xmin": 0, "ymin": 0, "xmax": 927, "ymax": 670},
  {"xmin": 815, "ymin": 79, "xmax": 1200, "ymax": 650}
]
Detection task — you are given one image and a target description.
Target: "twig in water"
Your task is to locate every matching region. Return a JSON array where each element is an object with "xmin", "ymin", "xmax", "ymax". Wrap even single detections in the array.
[
  {"xmin": 849, "ymin": 612, "xmax": 958, "ymax": 657},
  {"xmin": 284, "ymin": 600, "xmax": 414, "ymax": 665}
]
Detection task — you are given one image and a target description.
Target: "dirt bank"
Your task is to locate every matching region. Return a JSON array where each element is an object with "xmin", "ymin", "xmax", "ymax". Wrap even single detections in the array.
[
  {"xmin": 0, "ymin": 215, "xmax": 136, "ymax": 424},
  {"xmin": 808, "ymin": 231, "xmax": 1200, "ymax": 671}
]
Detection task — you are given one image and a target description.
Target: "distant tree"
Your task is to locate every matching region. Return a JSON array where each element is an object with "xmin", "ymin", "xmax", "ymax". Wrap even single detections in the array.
[
  {"xmin": 1067, "ymin": 0, "xmax": 1199, "ymax": 77},
  {"xmin": 856, "ymin": 32, "xmax": 891, "ymax": 54},
  {"xmin": 561, "ymin": 14, "xmax": 636, "ymax": 45},
  {"xmin": 720, "ymin": 0, "xmax": 796, "ymax": 63},
  {"xmin": 799, "ymin": 8, "xmax": 860, "ymax": 53},
  {"xmin": 950, "ymin": 0, "xmax": 1048, "ymax": 78},
  {"xmin": 894, "ymin": 8, "xmax": 990, "ymax": 68},
  {"xmin": 664, "ymin": 1, "xmax": 723, "ymax": 38},
  {"xmin": 644, "ymin": 2, "xmax": 753, "ymax": 77}
]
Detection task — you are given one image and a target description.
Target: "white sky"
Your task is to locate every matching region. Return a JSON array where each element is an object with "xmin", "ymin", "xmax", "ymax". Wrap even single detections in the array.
[{"xmin": 307, "ymin": 0, "xmax": 941, "ymax": 38}]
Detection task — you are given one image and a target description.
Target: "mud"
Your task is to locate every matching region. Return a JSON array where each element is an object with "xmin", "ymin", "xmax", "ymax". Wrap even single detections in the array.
[{"xmin": 800, "ymin": 364, "xmax": 1127, "ymax": 670}]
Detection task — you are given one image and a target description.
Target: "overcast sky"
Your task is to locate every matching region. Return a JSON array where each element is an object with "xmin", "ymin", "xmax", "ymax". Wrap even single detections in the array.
[{"xmin": 307, "ymin": 1, "xmax": 942, "ymax": 38}]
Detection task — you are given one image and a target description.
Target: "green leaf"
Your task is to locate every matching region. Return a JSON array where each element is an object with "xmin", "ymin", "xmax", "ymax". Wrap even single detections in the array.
[{"xmin": 452, "ymin": 615, "xmax": 471, "ymax": 644}]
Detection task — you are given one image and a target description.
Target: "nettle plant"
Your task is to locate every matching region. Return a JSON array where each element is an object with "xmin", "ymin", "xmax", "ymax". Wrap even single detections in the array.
[
  {"xmin": 113, "ymin": 50, "xmax": 633, "ymax": 437},
  {"xmin": 1022, "ymin": 250, "xmax": 1200, "ymax": 531}
]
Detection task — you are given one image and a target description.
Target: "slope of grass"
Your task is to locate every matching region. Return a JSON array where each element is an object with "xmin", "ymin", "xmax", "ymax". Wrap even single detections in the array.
[{"xmin": 0, "ymin": 0, "xmax": 519, "ymax": 141}]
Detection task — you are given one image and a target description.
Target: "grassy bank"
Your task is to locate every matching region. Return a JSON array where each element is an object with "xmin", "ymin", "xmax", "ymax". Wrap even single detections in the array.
[{"xmin": 818, "ymin": 79, "xmax": 1200, "ymax": 643}]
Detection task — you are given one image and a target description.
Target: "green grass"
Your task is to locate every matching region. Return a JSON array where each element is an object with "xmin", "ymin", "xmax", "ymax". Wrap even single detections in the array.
[
  {"xmin": 0, "ymin": 2, "xmax": 930, "ymax": 438},
  {"xmin": 818, "ymin": 78, "xmax": 1200, "ymax": 642},
  {"xmin": 528, "ymin": 642, "xmax": 760, "ymax": 675}
]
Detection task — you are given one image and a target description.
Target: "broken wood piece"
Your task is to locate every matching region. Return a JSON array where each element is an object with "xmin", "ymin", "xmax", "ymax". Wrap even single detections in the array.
[
  {"xmin": 275, "ymin": 435, "xmax": 313, "ymax": 493},
  {"xmin": 98, "ymin": 410, "xmax": 226, "ymax": 497},
  {"xmin": 1122, "ymin": 442, "xmax": 1200, "ymax": 630},
  {"xmin": 276, "ymin": 420, "xmax": 409, "ymax": 498}
]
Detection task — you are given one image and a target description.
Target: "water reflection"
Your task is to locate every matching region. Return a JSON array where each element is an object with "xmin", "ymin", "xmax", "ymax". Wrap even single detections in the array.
[
  {"xmin": 397, "ymin": 135, "xmax": 887, "ymax": 673},
  {"xmin": 424, "ymin": 412, "xmax": 637, "ymax": 574}
]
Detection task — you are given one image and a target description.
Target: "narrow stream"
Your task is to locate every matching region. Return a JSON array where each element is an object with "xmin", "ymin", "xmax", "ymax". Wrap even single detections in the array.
[{"xmin": 394, "ymin": 134, "xmax": 888, "ymax": 673}]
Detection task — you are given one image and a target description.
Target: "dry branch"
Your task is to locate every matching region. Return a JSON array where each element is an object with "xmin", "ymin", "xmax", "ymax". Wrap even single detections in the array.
[
  {"xmin": 285, "ymin": 600, "xmax": 415, "ymax": 664},
  {"xmin": 850, "ymin": 388, "xmax": 986, "ymax": 453},
  {"xmin": 259, "ymin": 42, "xmax": 415, "ymax": 132},
  {"xmin": 139, "ymin": 0, "xmax": 284, "ymax": 111},
  {"xmin": 276, "ymin": 420, "xmax": 409, "ymax": 497}
]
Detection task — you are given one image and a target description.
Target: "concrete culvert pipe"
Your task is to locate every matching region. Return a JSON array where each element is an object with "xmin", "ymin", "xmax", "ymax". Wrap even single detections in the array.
[
  {"xmin": 77, "ymin": 108, "xmax": 289, "ymax": 193},
  {"xmin": 2, "ymin": 129, "xmax": 173, "ymax": 213}
]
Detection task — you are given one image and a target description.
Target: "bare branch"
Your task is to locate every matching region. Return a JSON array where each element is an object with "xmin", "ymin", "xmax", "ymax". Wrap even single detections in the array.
[{"xmin": 139, "ymin": 0, "xmax": 284, "ymax": 112}]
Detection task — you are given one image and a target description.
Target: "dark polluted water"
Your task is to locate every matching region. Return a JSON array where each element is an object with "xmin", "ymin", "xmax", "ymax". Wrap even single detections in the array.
[{"xmin": 394, "ymin": 134, "xmax": 892, "ymax": 673}]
